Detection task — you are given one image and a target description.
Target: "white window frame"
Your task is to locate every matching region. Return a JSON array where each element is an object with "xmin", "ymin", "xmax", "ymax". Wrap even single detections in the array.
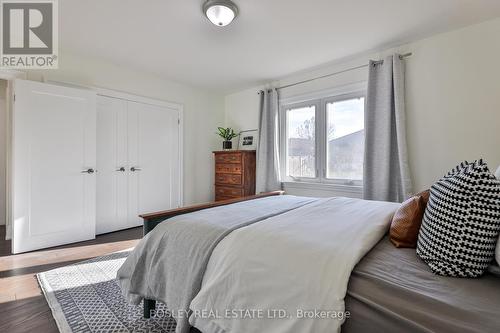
[
  {"xmin": 279, "ymin": 83, "xmax": 366, "ymax": 189},
  {"xmin": 280, "ymin": 100, "xmax": 321, "ymax": 182}
]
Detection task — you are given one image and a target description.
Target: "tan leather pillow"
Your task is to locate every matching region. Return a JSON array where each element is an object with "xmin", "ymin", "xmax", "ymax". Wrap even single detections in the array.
[{"xmin": 390, "ymin": 190, "xmax": 430, "ymax": 248}]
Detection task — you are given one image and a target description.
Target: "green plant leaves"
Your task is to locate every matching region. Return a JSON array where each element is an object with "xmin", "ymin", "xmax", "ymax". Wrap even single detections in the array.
[{"xmin": 216, "ymin": 127, "xmax": 239, "ymax": 141}]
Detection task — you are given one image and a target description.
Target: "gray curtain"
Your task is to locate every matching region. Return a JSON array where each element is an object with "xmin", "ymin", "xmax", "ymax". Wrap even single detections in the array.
[
  {"xmin": 363, "ymin": 54, "xmax": 412, "ymax": 202},
  {"xmin": 256, "ymin": 89, "xmax": 282, "ymax": 193}
]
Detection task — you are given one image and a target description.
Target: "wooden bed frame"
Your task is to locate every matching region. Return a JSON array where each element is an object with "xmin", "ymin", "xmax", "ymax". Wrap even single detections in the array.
[{"xmin": 139, "ymin": 190, "xmax": 284, "ymax": 319}]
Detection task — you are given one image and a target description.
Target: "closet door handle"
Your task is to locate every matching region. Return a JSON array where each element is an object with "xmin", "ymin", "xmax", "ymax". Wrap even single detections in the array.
[
  {"xmin": 81, "ymin": 168, "xmax": 95, "ymax": 174},
  {"xmin": 130, "ymin": 167, "xmax": 142, "ymax": 172},
  {"xmin": 116, "ymin": 167, "xmax": 126, "ymax": 172}
]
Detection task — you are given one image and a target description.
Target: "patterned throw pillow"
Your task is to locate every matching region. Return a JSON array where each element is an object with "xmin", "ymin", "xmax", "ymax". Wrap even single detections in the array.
[
  {"xmin": 487, "ymin": 166, "xmax": 500, "ymax": 276},
  {"xmin": 494, "ymin": 166, "xmax": 500, "ymax": 271},
  {"xmin": 496, "ymin": 232, "xmax": 500, "ymax": 267},
  {"xmin": 416, "ymin": 160, "xmax": 500, "ymax": 277}
]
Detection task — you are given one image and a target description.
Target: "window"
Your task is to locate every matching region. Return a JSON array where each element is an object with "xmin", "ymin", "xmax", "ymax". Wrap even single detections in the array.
[
  {"xmin": 281, "ymin": 91, "xmax": 365, "ymax": 186},
  {"xmin": 326, "ymin": 97, "xmax": 364, "ymax": 182},
  {"xmin": 285, "ymin": 105, "xmax": 316, "ymax": 178}
]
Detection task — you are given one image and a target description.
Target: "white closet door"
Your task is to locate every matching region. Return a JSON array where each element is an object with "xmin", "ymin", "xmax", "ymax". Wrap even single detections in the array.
[
  {"xmin": 127, "ymin": 101, "xmax": 180, "ymax": 226},
  {"xmin": 12, "ymin": 80, "xmax": 96, "ymax": 254},
  {"xmin": 96, "ymin": 96, "xmax": 128, "ymax": 234}
]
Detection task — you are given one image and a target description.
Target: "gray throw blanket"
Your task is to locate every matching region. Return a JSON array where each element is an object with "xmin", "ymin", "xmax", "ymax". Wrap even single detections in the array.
[{"xmin": 117, "ymin": 195, "xmax": 316, "ymax": 333}]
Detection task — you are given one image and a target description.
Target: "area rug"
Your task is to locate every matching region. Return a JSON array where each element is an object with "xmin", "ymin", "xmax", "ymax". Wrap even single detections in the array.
[{"xmin": 37, "ymin": 251, "xmax": 177, "ymax": 333}]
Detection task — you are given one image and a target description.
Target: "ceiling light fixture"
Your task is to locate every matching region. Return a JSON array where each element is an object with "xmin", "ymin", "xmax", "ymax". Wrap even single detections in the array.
[{"xmin": 203, "ymin": 0, "xmax": 238, "ymax": 27}]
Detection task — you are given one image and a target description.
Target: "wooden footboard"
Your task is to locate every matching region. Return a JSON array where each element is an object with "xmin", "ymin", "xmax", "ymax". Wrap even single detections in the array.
[
  {"xmin": 139, "ymin": 190, "xmax": 284, "ymax": 318},
  {"xmin": 140, "ymin": 191, "xmax": 284, "ymax": 237}
]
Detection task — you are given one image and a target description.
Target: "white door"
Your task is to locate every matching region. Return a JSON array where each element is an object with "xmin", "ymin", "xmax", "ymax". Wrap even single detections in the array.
[
  {"xmin": 12, "ymin": 80, "xmax": 96, "ymax": 254},
  {"xmin": 127, "ymin": 101, "xmax": 180, "ymax": 226},
  {"xmin": 96, "ymin": 96, "xmax": 128, "ymax": 234}
]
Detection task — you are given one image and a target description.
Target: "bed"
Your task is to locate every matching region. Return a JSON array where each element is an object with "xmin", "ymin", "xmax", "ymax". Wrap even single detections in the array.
[
  {"xmin": 116, "ymin": 192, "xmax": 500, "ymax": 333},
  {"xmin": 344, "ymin": 236, "xmax": 500, "ymax": 333}
]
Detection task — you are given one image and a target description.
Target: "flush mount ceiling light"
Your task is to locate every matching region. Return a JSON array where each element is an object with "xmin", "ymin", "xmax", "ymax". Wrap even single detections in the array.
[{"xmin": 203, "ymin": 0, "xmax": 239, "ymax": 27}]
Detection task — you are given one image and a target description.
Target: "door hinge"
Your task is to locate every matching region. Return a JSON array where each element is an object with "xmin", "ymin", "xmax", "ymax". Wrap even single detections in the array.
[
  {"xmin": 178, "ymin": 118, "xmax": 180, "ymax": 125},
  {"xmin": 13, "ymin": 94, "xmax": 15, "ymax": 102}
]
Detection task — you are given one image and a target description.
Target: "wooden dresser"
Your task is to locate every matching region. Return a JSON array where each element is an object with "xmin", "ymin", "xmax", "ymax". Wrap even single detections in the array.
[{"xmin": 213, "ymin": 150, "xmax": 256, "ymax": 201}]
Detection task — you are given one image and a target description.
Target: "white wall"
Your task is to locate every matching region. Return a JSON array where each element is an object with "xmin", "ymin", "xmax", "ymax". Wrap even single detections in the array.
[
  {"xmin": 0, "ymin": 80, "xmax": 6, "ymax": 225},
  {"xmin": 405, "ymin": 18, "xmax": 500, "ymax": 191},
  {"xmin": 25, "ymin": 52, "xmax": 225, "ymax": 205},
  {"xmin": 225, "ymin": 17, "xmax": 500, "ymax": 197},
  {"xmin": 225, "ymin": 85, "xmax": 263, "ymax": 147},
  {"xmin": 225, "ymin": 86, "xmax": 262, "ymax": 131}
]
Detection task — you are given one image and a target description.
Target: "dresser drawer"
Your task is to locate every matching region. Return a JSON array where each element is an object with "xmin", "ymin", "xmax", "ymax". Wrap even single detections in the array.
[
  {"xmin": 215, "ymin": 163, "xmax": 242, "ymax": 174},
  {"xmin": 215, "ymin": 186, "xmax": 243, "ymax": 198},
  {"xmin": 215, "ymin": 153, "xmax": 242, "ymax": 164},
  {"xmin": 213, "ymin": 150, "xmax": 255, "ymax": 202},
  {"xmin": 215, "ymin": 195, "xmax": 234, "ymax": 201},
  {"xmin": 215, "ymin": 173, "xmax": 242, "ymax": 185}
]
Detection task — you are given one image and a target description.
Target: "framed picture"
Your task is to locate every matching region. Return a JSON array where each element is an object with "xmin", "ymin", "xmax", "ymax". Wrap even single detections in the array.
[{"xmin": 238, "ymin": 129, "xmax": 258, "ymax": 150}]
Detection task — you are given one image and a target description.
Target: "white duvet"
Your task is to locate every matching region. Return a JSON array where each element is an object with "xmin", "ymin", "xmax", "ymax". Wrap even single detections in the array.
[{"xmin": 189, "ymin": 197, "xmax": 400, "ymax": 333}]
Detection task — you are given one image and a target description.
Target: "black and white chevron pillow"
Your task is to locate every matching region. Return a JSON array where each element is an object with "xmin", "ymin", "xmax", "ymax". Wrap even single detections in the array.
[{"xmin": 416, "ymin": 159, "xmax": 500, "ymax": 277}]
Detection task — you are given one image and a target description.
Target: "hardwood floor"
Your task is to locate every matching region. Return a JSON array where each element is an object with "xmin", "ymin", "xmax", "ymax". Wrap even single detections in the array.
[{"xmin": 0, "ymin": 226, "xmax": 143, "ymax": 333}]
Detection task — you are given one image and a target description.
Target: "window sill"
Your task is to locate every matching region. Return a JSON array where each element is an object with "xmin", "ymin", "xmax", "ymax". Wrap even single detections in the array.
[{"xmin": 282, "ymin": 181, "xmax": 363, "ymax": 196}]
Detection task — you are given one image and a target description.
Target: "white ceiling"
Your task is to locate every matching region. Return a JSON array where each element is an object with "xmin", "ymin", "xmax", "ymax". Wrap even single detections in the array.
[{"xmin": 60, "ymin": 0, "xmax": 500, "ymax": 94}]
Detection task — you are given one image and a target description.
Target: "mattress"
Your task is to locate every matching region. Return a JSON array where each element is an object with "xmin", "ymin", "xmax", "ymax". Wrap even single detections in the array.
[{"xmin": 343, "ymin": 237, "xmax": 500, "ymax": 333}]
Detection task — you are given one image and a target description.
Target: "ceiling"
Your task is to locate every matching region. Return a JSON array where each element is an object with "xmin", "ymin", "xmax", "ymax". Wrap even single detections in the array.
[{"xmin": 60, "ymin": 0, "xmax": 500, "ymax": 94}]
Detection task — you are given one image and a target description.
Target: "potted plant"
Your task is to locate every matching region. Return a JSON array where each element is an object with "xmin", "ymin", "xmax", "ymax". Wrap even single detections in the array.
[{"xmin": 217, "ymin": 127, "xmax": 238, "ymax": 150}]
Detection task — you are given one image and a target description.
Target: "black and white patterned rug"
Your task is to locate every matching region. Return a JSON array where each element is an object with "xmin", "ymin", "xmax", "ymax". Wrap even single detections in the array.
[{"xmin": 37, "ymin": 251, "xmax": 177, "ymax": 333}]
